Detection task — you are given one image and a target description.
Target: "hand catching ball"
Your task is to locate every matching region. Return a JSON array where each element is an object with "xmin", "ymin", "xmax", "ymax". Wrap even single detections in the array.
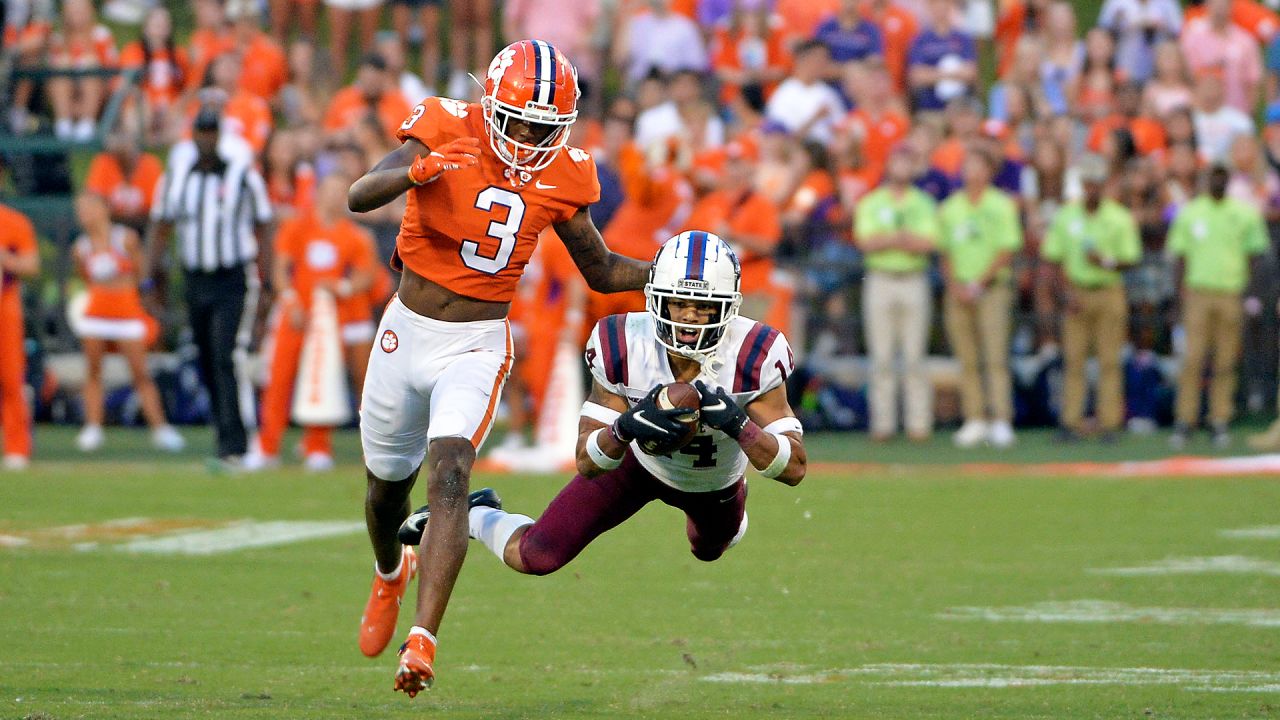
[{"xmin": 638, "ymin": 382, "xmax": 701, "ymax": 456}]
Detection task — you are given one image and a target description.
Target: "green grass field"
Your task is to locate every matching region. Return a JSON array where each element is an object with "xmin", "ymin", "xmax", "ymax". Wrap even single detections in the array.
[{"xmin": 3, "ymin": 426, "xmax": 1280, "ymax": 719}]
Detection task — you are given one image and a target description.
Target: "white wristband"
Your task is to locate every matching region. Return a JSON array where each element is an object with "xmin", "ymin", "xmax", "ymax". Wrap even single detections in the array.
[
  {"xmin": 763, "ymin": 417, "xmax": 804, "ymax": 437},
  {"xmin": 760, "ymin": 433, "xmax": 792, "ymax": 479},
  {"xmin": 580, "ymin": 401, "xmax": 622, "ymax": 426},
  {"xmin": 586, "ymin": 427, "xmax": 623, "ymax": 470}
]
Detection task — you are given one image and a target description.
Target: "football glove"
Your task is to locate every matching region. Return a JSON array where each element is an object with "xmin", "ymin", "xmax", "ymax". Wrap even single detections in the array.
[
  {"xmin": 408, "ymin": 137, "xmax": 481, "ymax": 185},
  {"xmin": 694, "ymin": 381, "xmax": 750, "ymax": 439},
  {"xmin": 612, "ymin": 385, "xmax": 691, "ymax": 445}
]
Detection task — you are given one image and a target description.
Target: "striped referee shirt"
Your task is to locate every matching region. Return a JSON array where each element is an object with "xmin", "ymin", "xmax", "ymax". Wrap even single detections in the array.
[{"xmin": 151, "ymin": 136, "xmax": 272, "ymax": 273}]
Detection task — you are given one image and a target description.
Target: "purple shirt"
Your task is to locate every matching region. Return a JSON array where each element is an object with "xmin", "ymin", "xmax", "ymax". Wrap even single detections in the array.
[
  {"xmin": 814, "ymin": 16, "xmax": 883, "ymax": 63},
  {"xmin": 907, "ymin": 28, "xmax": 976, "ymax": 111}
]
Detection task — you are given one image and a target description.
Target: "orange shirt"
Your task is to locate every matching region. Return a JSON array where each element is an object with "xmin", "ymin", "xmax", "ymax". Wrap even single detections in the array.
[
  {"xmin": 841, "ymin": 108, "xmax": 910, "ymax": 180},
  {"xmin": 931, "ymin": 137, "xmax": 967, "ymax": 178},
  {"xmin": 324, "ymin": 86, "xmax": 415, "ymax": 140},
  {"xmin": 276, "ymin": 214, "xmax": 377, "ymax": 325},
  {"xmin": 74, "ymin": 226, "xmax": 148, "ymax": 321},
  {"xmin": 682, "ymin": 189, "xmax": 782, "ymax": 293},
  {"xmin": 85, "ymin": 152, "xmax": 164, "ymax": 219},
  {"xmin": 788, "ymin": 169, "xmax": 837, "ymax": 216},
  {"xmin": 994, "ymin": 0, "xmax": 1028, "ymax": 78},
  {"xmin": 710, "ymin": 18, "xmax": 792, "ymax": 105},
  {"xmin": 223, "ymin": 91, "xmax": 273, "ymax": 154},
  {"xmin": 603, "ymin": 143, "xmax": 694, "ymax": 262},
  {"xmin": 268, "ymin": 163, "xmax": 317, "ymax": 217},
  {"xmin": 777, "ymin": 0, "xmax": 841, "ymax": 40},
  {"xmin": 237, "ymin": 34, "xmax": 288, "ymax": 102},
  {"xmin": 862, "ymin": 3, "xmax": 918, "ymax": 92},
  {"xmin": 0, "ymin": 205, "xmax": 37, "ymax": 297},
  {"xmin": 52, "ymin": 23, "xmax": 116, "ymax": 67},
  {"xmin": 395, "ymin": 97, "xmax": 600, "ymax": 303},
  {"xmin": 120, "ymin": 42, "xmax": 189, "ymax": 108},
  {"xmin": 1086, "ymin": 115, "xmax": 1168, "ymax": 156},
  {"xmin": 187, "ymin": 27, "xmax": 235, "ymax": 92}
]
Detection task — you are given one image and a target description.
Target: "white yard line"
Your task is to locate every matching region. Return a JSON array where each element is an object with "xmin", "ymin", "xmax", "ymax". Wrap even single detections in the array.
[
  {"xmin": 115, "ymin": 520, "xmax": 364, "ymax": 555},
  {"xmin": 1088, "ymin": 555, "xmax": 1280, "ymax": 577},
  {"xmin": 939, "ymin": 600, "xmax": 1280, "ymax": 628},
  {"xmin": 701, "ymin": 663, "xmax": 1280, "ymax": 692},
  {"xmin": 1220, "ymin": 526, "xmax": 1280, "ymax": 540}
]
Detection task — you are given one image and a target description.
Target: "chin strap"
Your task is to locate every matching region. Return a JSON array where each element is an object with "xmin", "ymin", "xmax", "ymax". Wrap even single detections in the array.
[{"xmin": 683, "ymin": 349, "xmax": 724, "ymax": 382}]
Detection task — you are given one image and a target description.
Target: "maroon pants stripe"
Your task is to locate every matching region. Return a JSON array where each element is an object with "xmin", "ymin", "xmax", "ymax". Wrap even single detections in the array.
[{"xmin": 517, "ymin": 450, "xmax": 747, "ymax": 575}]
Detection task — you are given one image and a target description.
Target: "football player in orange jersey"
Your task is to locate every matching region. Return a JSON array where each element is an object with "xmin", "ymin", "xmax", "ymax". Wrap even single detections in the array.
[{"xmin": 346, "ymin": 40, "xmax": 651, "ymax": 695}]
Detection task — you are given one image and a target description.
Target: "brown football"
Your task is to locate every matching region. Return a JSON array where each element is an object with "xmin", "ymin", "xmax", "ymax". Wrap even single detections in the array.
[{"xmin": 638, "ymin": 382, "xmax": 701, "ymax": 456}]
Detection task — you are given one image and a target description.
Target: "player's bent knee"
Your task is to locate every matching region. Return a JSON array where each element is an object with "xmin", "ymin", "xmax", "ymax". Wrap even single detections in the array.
[
  {"xmin": 427, "ymin": 437, "xmax": 476, "ymax": 507},
  {"xmin": 516, "ymin": 531, "xmax": 569, "ymax": 576},
  {"xmin": 365, "ymin": 456, "xmax": 421, "ymax": 485}
]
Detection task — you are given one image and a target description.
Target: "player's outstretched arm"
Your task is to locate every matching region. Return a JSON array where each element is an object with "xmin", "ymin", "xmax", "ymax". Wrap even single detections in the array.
[
  {"xmin": 348, "ymin": 137, "xmax": 480, "ymax": 213},
  {"xmin": 554, "ymin": 206, "xmax": 650, "ymax": 293},
  {"xmin": 695, "ymin": 381, "xmax": 807, "ymax": 486},
  {"xmin": 576, "ymin": 382, "xmax": 691, "ymax": 477}
]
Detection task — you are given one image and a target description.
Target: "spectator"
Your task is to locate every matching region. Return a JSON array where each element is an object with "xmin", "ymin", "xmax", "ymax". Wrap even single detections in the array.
[
  {"xmin": 938, "ymin": 148, "xmax": 1023, "ymax": 448},
  {"xmin": 1163, "ymin": 140, "xmax": 1201, "ymax": 210},
  {"xmin": 1192, "ymin": 71, "xmax": 1255, "ymax": 164},
  {"xmin": 1184, "ymin": 0, "xmax": 1280, "ymax": 44},
  {"xmin": 322, "ymin": 0, "xmax": 386, "ymax": 80},
  {"xmin": 70, "ymin": 192, "xmax": 184, "ymax": 455},
  {"xmin": 618, "ymin": 0, "xmax": 708, "ymax": 88},
  {"xmin": 391, "ymin": 0, "xmax": 442, "ymax": 97},
  {"xmin": 907, "ymin": 0, "xmax": 978, "ymax": 113},
  {"xmin": 250, "ymin": 175, "xmax": 377, "ymax": 471},
  {"xmin": 1038, "ymin": 1, "xmax": 1082, "ymax": 117},
  {"xmin": 775, "ymin": 0, "xmax": 841, "ymax": 42},
  {"xmin": 994, "ymin": 0, "xmax": 1052, "ymax": 77},
  {"xmin": 187, "ymin": 0, "xmax": 234, "ymax": 95},
  {"xmin": 683, "ymin": 137, "xmax": 790, "ymax": 334},
  {"xmin": 323, "ymin": 53, "xmax": 413, "ymax": 141},
  {"xmin": 447, "ymin": 0, "xmax": 496, "ymax": 99},
  {"xmin": 376, "ymin": 33, "xmax": 432, "ymax": 106},
  {"xmin": 860, "ymin": 0, "xmax": 919, "ymax": 94},
  {"xmin": 988, "ymin": 38, "xmax": 1047, "ymax": 125},
  {"xmin": 854, "ymin": 144, "xmax": 940, "ymax": 441},
  {"xmin": 1169, "ymin": 164, "xmax": 1268, "ymax": 448},
  {"xmin": 1042, "ymin": 154, "xmax": 1141, "ymax": 441},
  {"xmin": 120, "ymin": 6, "xmax": 188, "ymax": 146},
  {"xmin": 278, "ymin": 40, "xmax": 333, "ymax": 127},
  {"xmin": 635, "ymin": 70, "xmax": 725, "ymax": 150},
  {"xmin": 1075, "ymin": 27, "xmax": 1123, "ymax": 122},
  {"xmin": 1227, "ymin": 134, "xmax": 1280, "ymax": 217},
  {"xmin": 1087, "ymin": 81, "xmax": 1167, "ymax": 157},
  {"xmin": 263, "ymin": 130, "xmax": 316, "ymax": 221},
  {"xmin": 84, "ymin": 130, "xmax": 164, "ymax": 232},
  {"xmin": 840, "ymin": 60, "xmax": 911, "ymax": 183},
  {"xmin": 1097, "ymin": 0, "xmax": 1182, "ymax": 83},
  {"xmin": 931, "ymin": 95, "xmax": 983, "ymax": 179},
  {"xmin": 1144, "ymin": 41, "xmax": 1194, "ymax": 116},
  {"xmin": 47, "ymin": 0, "xmax": 117, "ymax": 141},
  {"xmin": 204, "ymin": 53, "xmax": 274, "ymax": 155},
  {"xmin": 0, "ymin": 202, "xmax": 39, "ymax": 471},
  {"xmin": 5, "ymin": 0, "xmax": 55, "ymax": 134},
  {"xmin": 814, "ymin": 0, "xmax": 884, "ymax": 68},
  {"xmin": 764, "ymin": 40, "xmax": 846, "ymax": 145},
  {"xmin": 1181, "ymin": 0, "xmax": 1263, "ymax": 113},
  {"xmin": 226, "ymin": 0, "xmax": 289, "ymax": 105},
  {"xmin": 709, "ymin": 5, "xmax": 790, "ymax": 109},
  {"xmin": 1119, "ymin": 156, "xmax": 1170, "ymax": 354}
]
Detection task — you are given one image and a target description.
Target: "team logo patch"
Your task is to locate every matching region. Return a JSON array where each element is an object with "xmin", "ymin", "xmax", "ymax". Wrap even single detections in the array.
[{"xmin": 380, "ymin": 329, "xmax": 399, "ymax": 353}]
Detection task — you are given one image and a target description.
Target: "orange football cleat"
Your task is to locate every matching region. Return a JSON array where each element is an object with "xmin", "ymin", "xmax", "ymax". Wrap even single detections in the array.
[
  {"xmin": 359, "ymin": 545, "xmax": 418, "ymax": 657},
  {"xmin": 394, "ymin": 630, "xmax": 437, "ymax": 698}
]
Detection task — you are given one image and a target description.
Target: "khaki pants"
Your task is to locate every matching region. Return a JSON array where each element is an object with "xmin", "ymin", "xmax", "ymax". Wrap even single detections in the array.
[
  {"xmin": 944, "ymin": 282, "xmax": 1013, "ymax": 423},
  {"xmin": 1061, "ymin": 285, "xmax": 1127, "ymax": 432},
  {"xmin": 1175, "ymin": 289, "xmax": 1243, "ymax": 426},
  {"xmin": 863, "ymin": 271, "xmax": 932, "ymax": 436}
]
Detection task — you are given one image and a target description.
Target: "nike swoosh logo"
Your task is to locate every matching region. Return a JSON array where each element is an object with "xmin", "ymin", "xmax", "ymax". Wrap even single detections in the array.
[
  {"xmin": 631, "ymin": 411, "xmax": 670, "ymax": 434},
  {"xmin": 535, "ymin": 180, "xmax": 557, "ymax": 190},
  {"xmin": 703, "ymin": 400, "xmax": 727, "ymax": 413}
]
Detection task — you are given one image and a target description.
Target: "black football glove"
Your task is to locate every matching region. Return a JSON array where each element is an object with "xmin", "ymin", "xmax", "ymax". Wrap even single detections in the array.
[
  {"xmin": 694, "ymin": 380, "xmax": 750, "ymax": 439},
  {"xmin": 613, "ymin": 385, "xmax": 691, "ymax": 445}
]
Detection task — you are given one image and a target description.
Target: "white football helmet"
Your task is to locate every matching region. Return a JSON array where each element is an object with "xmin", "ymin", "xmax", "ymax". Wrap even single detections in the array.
[{"xmin": 645, "ymin": 231, "xmax": 743, "ymax": 359}]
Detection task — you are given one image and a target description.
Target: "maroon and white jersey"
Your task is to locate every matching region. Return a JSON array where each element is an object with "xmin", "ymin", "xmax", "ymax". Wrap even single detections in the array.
[{"xmin": 584, "ymin": 312, "xmax": 796, "ymax": 493}]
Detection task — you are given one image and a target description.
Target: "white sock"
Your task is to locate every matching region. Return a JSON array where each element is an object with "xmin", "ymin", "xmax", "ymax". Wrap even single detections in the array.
[
  {"xmin": 469, "ymin": 506, "xmax": 533, "ymax": 562},
  {"xmin": 376, "ymin": 552, "xmax": 404, "ymax": 581}
]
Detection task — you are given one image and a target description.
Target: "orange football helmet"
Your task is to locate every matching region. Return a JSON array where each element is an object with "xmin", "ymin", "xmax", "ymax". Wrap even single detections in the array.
[{"xmin": 481, "ymin": 40, "xmax": 580, "ymax": 176}]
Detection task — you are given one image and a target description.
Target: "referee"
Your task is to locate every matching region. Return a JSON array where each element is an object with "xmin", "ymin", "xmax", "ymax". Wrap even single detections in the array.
[{"xmin": 145, "ymin": 108, "xmax": 273, "ymax": 467}]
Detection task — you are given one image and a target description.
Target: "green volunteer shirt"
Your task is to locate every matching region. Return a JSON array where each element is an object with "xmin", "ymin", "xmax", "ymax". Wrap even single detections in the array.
[
  {"xmin": 1042, "ymin": 200, "xmax": 1141, "ymax": 288},
  {"xmin": 854, "ymin": 185, "xmax": 939, "ymax": 273},
  {"xmin": 1167, "ymin": 196, "xmax": 1268, "ymax": 294},
  {"xmin": 937, "ymin": 188, "xmax": 1024, "ymax": 283}
]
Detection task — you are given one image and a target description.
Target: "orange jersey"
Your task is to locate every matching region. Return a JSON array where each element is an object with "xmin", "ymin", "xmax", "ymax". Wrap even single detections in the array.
[
  {"xmin": 324, "ymin": 86, "xmax": 415, "ymax": 140},
  {"xmin": 1185, "ymin": 0, "xmax": 1280, "ymax": 41},
  {"xmin": 276, "ymin": 214, "xmax": 377, "ymax": 325},
  {"xmin": 85, "ymin": 151, "xmax": 164, "ymax": 219},
  {"xmin": 393, "ymin": 97, "xmax": 600, "ymax": 304},
  {"xmin": 120, "ymin": 41, "xmax": 189, "ymax": 108},
  {"xmin": 0, "ymin": 205, "xmax": 37, "ymax": 297},
  {"xmin": 841, "ymin": 108, "xmax": 910, "ymax": 178},
  {"xmin": 73, "ymin": 226, "xmax": 147, "ymax": 321},
  {"xmin": 710, "ymin": 17, "xmax": 792, "ymax": 105},
  {"xmin": 776, "ymin": 0, "xmax": 841, "ymax": 39},
  {"xmin": 238, "ymin": 34, "xmax": 288, "ymax": 102},
  {"xmin": 268, "ymin": 162, "xmax": 317, "ymax": 216},
  {"xmin": 862, "ymin": 3, "xmax": 918, "ymax": 91},
  {"xmin": 187, "ymin": 27, "xmax": 235, "ymax": 92},
  {"xmin": 682, "ymin": 190, "xmax": 782, "ymax": 294},
  {"xmin": 1086, "ymin": 115, "xmax": 1168, "ymax": 156},
  {"xmin": 603, "ymin": 142, "xmax": 694, "ymax": 261}
]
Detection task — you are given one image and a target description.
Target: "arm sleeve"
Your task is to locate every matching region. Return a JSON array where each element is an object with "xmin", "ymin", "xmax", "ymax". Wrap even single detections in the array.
[{"xmin": 583, "ymin": 320, "xmax": 622, "ymax": 393}]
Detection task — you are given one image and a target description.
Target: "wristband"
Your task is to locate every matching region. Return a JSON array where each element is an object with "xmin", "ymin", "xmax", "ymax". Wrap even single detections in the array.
[
  {"xmin": 580, "ymin": 401, "xmax": 621, "ymax": 426},
  {"xmin": 760, "ymin": 433, "xmax": 793, "ymax": 479},
  {"xmin": 586, "ymin": 427, "xmax": 623, "ymax": 470},
  {"xmin": 763, "ymin": 417, "xmax": 804, "ymax": 436},
  {"xmin": 408, "ymin": 165, "xmax": 425, "ymax": 186}
]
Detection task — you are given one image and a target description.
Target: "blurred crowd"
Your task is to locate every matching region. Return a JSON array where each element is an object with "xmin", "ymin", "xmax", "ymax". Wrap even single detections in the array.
[{"xmin": 5, "ymin": 0, "xmax": 1280, "ymax": 468}]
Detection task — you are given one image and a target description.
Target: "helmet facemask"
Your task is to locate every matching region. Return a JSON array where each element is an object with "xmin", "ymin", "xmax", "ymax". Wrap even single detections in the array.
[
  {"xmin": 645, "ymin": 282, "xmax": 742, "ymax": 359},
  {"xmin": 481, "ymin": 95, "xmax": 575, "ymax": 176}
]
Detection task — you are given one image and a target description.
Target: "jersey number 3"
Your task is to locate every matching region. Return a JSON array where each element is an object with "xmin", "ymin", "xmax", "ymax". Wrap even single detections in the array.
[{"xmin": 461, "ymin": 187, "xmax": 525, "ymax": 274}]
